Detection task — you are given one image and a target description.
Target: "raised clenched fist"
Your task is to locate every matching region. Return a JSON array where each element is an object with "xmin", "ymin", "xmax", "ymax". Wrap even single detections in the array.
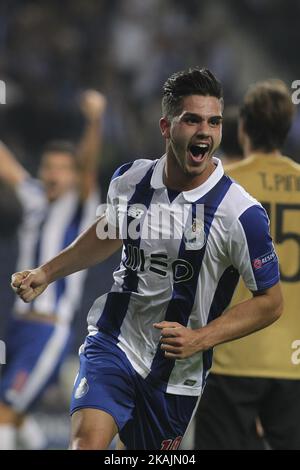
[{"xmin": 11, "ymin": 268, "xmax": 48, "ymax": 303}]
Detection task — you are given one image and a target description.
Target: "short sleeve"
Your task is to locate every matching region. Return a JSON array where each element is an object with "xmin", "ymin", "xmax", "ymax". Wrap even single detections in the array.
[
  {"xmin": 105, "ymin": 178, "xmax": 119, "ymax": 228},
  {"xmin": 105, "ymin": 162, "xmax": 133, "ymax": 228},
  {"xmin": 227, "ymin": 204, "xmax": 280, "ymax": 291}
]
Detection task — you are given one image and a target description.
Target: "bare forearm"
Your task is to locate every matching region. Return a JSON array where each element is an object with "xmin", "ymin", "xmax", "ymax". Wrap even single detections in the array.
[
  {"xmin": 11, "ymin": 214, "xmax": 121, "ymax": 304},
  {"xmin": 41, "ymin": 219, "xmax": 121, "ymax": 284},
  {"xmin": 196, "ymin": 285, "xmax": 283, "ymax": 351},
  {"xmin": 155, "ymin": 283, "xmax": 283, "ymax": 360}
]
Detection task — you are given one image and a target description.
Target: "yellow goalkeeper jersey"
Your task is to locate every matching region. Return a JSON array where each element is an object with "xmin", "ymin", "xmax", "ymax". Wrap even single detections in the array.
[{"xmin": 213, "ymin": 152, "xmax": 300, "ymax": 379}]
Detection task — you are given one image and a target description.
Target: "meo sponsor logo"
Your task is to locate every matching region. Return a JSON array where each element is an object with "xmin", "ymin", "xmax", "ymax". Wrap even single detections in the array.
[{"xmin": 124, "ymin": 245, "xmax": 194, "ymax": 282}]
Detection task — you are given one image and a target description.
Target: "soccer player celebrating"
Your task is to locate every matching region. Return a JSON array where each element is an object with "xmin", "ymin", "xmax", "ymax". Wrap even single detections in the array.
[{"xmin": 11, "ymin": 68, "xmax": 283, "ymax": 450}]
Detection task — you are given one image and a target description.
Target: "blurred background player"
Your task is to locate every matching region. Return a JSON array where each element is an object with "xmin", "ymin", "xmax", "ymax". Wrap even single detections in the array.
[
  {"xmin": 0, "ymin": 90, "xmax": 107, "ymax": 449},
  {"xmin": 195, "ymin": 79, "xmax": 300, "ymax": 450},
  {"xmin": 0, "ymin": 178, "xmax": 23, "ymax": 238},
  {"xmin": 0, "ymin": 178, "xmax": 23, "ymax": 332}
]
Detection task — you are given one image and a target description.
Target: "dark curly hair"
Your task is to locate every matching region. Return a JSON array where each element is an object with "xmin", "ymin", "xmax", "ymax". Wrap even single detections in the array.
[{"xmin": 162, "ymin": 67, "xmax": 223, "ymax": 119}]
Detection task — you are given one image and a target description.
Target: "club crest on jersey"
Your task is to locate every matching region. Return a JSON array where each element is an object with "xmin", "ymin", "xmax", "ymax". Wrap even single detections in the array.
[
  {"xmin": 184, "ymin": 218, "xmax": 206, "ymax": 250},
  {"xmin": 75, "ymin": 377, "xmax": 89, "ymax": 399}
]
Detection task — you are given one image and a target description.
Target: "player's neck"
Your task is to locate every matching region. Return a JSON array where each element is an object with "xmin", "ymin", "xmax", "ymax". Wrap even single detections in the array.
[{"xmin": 164, "ymin": 154, "xmax": 216, "ymax": 191}]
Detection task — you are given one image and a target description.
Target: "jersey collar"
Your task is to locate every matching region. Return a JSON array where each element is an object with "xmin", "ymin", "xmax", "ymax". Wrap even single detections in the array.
[{"xmin": 150, "ymin": 154, "xmax": 224, "ymax": 202}]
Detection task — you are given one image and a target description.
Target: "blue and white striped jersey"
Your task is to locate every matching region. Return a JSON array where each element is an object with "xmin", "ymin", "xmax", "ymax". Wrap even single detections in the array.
[
  {"xmin": 14, "ymin": 177, "xmax": 99, "ymax": 323},
  {"xmin": 87, "ymin": 156, "xmax": 279, "ymax": 396}
]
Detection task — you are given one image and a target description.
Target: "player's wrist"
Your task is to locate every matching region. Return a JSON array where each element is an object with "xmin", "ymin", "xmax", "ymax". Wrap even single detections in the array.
[
  {"xmin": 194, "ymin": 326, "xmax": 215, "ymax": 352},
  {"xmin": 38, "ymin": 264, "xmax": 53, "ymax": 285}
]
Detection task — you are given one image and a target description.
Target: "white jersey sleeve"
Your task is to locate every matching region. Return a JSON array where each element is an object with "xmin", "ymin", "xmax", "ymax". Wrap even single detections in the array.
[
  {"xmin": 106, "ymin": 178, "xmax": 119, "ymax": 228},
  {"xmin": 105, "ymin": 162, "xmax": 136, "ymax": 228}
]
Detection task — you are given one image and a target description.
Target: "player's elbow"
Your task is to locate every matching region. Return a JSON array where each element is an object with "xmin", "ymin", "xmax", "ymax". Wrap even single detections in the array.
[
  {"xmin": 276, "ymin": 293, "xmax": 284, "ymax": 318},
  {"xmin": 266, "ymin": 285, "xmax": 284, "ymax": 324},
  {"xmin": 270, "ymin": 297, "xmax": 283, "ymax": 322},
  {"xmin": 261, "ymin": 299, "xmax": 283, "ymax": 331},
  {"xmin": 255, "ymin": 283, "xmax": 284, "ymax": 328}
]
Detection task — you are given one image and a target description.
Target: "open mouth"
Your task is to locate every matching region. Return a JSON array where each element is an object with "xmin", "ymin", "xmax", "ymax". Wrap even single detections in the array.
[{"xmin": 188, "ymin": 143, "xmax": 210, "ymax": 163}]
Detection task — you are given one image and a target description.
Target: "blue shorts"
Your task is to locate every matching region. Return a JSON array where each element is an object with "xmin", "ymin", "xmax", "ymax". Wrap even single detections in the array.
[
  {"xmin": 0, "ymin": 317, "xmax": 72, "ymax": 412},
  {"xmin": 70, "ymin": 332, "xmax": 199, "ymax": 450}
]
